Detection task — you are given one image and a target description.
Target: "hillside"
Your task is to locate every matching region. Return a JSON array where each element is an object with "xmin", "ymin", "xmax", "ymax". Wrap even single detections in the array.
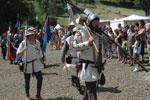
[{"xmin": 57, "ymin": 1, "xmax": 145, "ymax": 26}]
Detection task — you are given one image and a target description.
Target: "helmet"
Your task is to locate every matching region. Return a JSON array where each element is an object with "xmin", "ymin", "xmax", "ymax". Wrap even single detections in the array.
[{"xmin": 88, "ymin": 14, "xmax": 99, "ymax": 25}]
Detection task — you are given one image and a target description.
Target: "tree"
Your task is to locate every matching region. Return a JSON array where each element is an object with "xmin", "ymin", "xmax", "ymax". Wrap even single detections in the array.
[
  {"xmin": 134, "ymin": 0, "xmax": 150, "ymax": 16},
  {"xmin": 0, "ymin": 0, "xmax": 33, "ymax": 34}
]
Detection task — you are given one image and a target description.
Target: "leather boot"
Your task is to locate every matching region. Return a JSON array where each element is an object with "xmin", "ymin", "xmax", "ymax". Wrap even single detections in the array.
[
  {"xmin": 36, "ymin": 88, "xmax": 43, "ymax": 100},
  {"xmin": 25, "ymin": 91, "xmax": 30, "ymax": 100}
]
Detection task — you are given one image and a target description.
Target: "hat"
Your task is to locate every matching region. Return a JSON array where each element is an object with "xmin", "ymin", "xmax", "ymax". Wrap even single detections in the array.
[
  {"xmin": 58, "ymin": 29, "xmax": 63, "ymax": 34},
  {"xmin": 25, "ymin": 27, "xmax": 36, "ymax": 36},
  {"xmin": 76, "ymin": 14, "xmax": 87, "ymax": 24},
  {"xmin": 79, "ymin": 14, "xmax": 87, "ymax": 20},
  {"xmin": 68, "ymin": 21, "xmax": 75, "ymax": 26},
  {"xmin": 72, "ymin": 27, "xmax": 79, "ymax": 32}
]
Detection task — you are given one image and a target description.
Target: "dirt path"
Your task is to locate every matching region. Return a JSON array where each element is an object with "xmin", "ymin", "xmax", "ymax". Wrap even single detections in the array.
[{"xmin": 0, "ymin": 48, "xmax": 150, "ymax": 100}]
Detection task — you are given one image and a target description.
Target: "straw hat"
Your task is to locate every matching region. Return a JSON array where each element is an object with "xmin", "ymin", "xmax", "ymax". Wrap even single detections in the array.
[
  {"xmin": 79, "ymin": 14, "xmax": 87, "ymax": 20},
  {"xmin": 72, "ymin": 27, "xmax": 79, "ymax": 32},
  {"xmin": 76, "ymin": 14, "xmax": 87, "ymax": 26},
  {"xmin": 25, "ymin": 27, "xmax": 36, "ymax": 36}
]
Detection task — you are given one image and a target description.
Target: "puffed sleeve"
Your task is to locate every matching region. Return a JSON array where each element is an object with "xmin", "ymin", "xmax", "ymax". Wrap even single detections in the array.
[
  {"xmin": 16, "ymin": 40, "xmax": 25, "ymax": 55},
  {"xmin": 73, "ymin": 28, "xmax": 90, "ymax": 51}
]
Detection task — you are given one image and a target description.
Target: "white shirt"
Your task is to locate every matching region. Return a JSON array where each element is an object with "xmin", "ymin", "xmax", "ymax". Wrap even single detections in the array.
[
  {"xmin": 133, "ymin": 41, "xmax": 141, "ymax": 54},
  {"xmin": 65, "ymin": 35, "xmax": 77, "ymax": 58},
  {"xmin": 17, "ymin": 39, "xmax": 44, "ymax": 73}
]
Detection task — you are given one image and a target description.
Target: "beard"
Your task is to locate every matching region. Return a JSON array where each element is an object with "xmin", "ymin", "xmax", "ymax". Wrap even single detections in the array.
[
  {"xmin": 89, "ymin": 24, "xmax": 102, "ymax": 36},
  {"xmin": 89, "ymin": 24, "xmax": 99, "ymax": 31}
]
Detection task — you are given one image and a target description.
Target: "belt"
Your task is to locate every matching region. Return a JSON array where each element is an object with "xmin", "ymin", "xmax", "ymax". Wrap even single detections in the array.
[
  {"xmin": 25, "ymin": 59, "xmax": 37, "ymax": 75},
  {"xmin": 26, "ymin": 59, "xmax": 37, "ymax": 63},
  {"xmin": 80, "ymin": 59, "xmax": 94, "ymax": 64},
  {"xmin": 66, "ymin": 56, "xmax": 77, "ymax": 64},
  {"xmin": 69, "ymin": 56, "xmax": 77, "ymax": 59},
  {"xmin": 80, "ymin": 59, "xmax": 96, "ymax": 69}
]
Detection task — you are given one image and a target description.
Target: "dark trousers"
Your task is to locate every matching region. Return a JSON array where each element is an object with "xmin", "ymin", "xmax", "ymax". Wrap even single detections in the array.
[
  {"xmin": 1, "ymin": 46, "xmax": 7, "ymax": 60},
  {"xmin": 83, "ymin": 81, "xmax": 97, "ymax": 100},
  {"xmin": 24, "ymin": 71, "xmax": 43, "ymax": 91},
  {"xmin": 72, "ymin": 76, "xmax": 80, "ymax": 86}
]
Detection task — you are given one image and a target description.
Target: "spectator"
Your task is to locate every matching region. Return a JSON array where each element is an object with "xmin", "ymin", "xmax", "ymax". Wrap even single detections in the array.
[
  {"xmin": 146, "ymin": 28, "xmax": 150, "ymax": 64},
  {"xmin": 14, "ymin": 33, "xmax": 23, "ymax": 64},
  {"xmin": 127, "ymin": 25, "xmax": 137, "ymax": 66},
  {"xmin": 121, "ymin": 37, "xmax": 128, "ymax": 64},
  {"xmin": 132, "ymin": 35, "xmax": 141, "ymax": 72},
  {"xmin": 138, "ymin": 20, "xmax": 146, "ymax": 62}
]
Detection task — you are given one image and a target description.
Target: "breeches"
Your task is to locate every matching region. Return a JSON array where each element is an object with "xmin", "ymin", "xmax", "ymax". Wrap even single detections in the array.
[
  {"xmin": 140, "ymin": 41, "xmax": 145, "ymax": 55},
  {"xmin": 83, "ymin": 81, "xmax": 97, "ymax": 100},
  {"xmin": 24, "ymin": 71, "xmax": 43, "ymax": 91}
]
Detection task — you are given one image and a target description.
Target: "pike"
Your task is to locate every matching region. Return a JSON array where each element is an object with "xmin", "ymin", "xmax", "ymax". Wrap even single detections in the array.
[
  {"xmin": 63, "ymin": 0, "xmax": 148, "ymax": 72},
  {"xmin": 24, "ymin": 21, "xmax": 27, "ymax": 72}
]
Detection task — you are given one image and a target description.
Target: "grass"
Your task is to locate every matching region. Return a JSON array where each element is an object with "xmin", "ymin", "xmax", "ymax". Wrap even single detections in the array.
[{"xmin": 57, "ymin": 1, "xmax": 145, "ymax": 26}]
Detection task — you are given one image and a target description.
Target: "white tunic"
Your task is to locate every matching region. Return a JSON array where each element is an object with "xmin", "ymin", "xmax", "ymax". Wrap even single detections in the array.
[
  {"xmin": 65, "ymin": 35, "xmax": 77, "ymax": 64},
  {"xmin": 64, "ymin": 36, "xmax": 78, "ymax": 76},
  {"xmin": 16, "ymin": 40, "xmax": 44, "ymax": 73},
  {"xmin": 73, "ymin": 27, "xmax": 100, "ymax": 82}
]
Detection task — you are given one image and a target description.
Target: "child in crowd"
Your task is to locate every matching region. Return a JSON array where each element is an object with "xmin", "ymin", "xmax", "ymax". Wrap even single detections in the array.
[
  {"xmin": 121, "ymin": 37, "xmax": 128, "ymax": 64},
  {"xmin": 132, "ymin": 35, "xmax": 141, "ymax": 72}
]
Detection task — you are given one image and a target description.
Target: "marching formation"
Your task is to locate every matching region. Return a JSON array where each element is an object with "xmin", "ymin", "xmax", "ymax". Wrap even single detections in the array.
[{"xmin": 0, "ymin": 2, "xmax": 150, "ymax": 100}]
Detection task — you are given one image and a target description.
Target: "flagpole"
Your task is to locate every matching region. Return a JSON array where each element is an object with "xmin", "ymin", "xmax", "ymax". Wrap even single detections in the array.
[
  {"xmin": 18, "ymin": 13, "xmax": 20, "ymax": 31},
  {"xmin": 24, "ymin": 21, "xmax": 27, "ymax": 72}
]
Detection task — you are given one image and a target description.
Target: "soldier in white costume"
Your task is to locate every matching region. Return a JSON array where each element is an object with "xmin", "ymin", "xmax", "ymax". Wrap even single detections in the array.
[
  {"xmin": 61, "ymin": 27, "xmax": 84, "ymax": 93},
  {"xmin": 17, "ymin": 27, "xmax": 44, "ymax": 100},
  {"xmin": 61, "ymin": 28, "xmax": 77, "ymax": 65},
  {"xmin": 73, "ymin": 14, "xmax": 111, "ymax": 100}
]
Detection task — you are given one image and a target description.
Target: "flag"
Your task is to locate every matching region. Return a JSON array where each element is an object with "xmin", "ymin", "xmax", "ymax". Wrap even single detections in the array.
[
  {"xmin": 67, "ymin": 3, "xmax": 74, "ymax": 23},
  {"xmin": 6, "ymin": 26, "xmax": 10, "ymax": 37},
  {"xmin": 15, "ymin": 20, "xmax": 19, "ymax": 28},
  {"xmin": 42, "ymin": 15, "xmax": 51, "ymax": 54},
  {"xmin": 15, "ymin": 13, "xmax": 20, "ymax": 33},
  {"xmin": 15, "ymin": 20, "xmax": 19, "ymax": 33},
  {"xmin": 6, "ymin": 22, "xmax": 11, "ymax": 37}
]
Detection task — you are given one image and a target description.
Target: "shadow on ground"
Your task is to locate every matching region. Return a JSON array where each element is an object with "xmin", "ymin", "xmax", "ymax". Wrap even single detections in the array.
[
  {"xmin": 47, "ymin": 97, "xmax": 74, "ymax": 100},
  {"xmin": 42, "ymin": 72, "xmax": 58, "ymax": 76},
  {"xmin": 45, "ymin": 63, "xmax": 61, "ymax": 68},
  {"xmin": 97, "ymin": 86, "xmax": 122, "ymax": 93},
  {"xmin": 30, "ymin": 97, "xmax": 74, "ymax": 100}
]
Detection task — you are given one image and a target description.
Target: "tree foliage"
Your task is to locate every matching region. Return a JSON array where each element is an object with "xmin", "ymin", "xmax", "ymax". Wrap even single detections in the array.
[
  {"xmin": 0, "ymin": 0, "xmax": 32, "ymax": 34},
  {"xmin": 1, "ymin": 0, "xmax": 150, "ymax": 34},
  {"xmin": 134, "ymin": 0, "xmax": 150, "ymax": 15}
]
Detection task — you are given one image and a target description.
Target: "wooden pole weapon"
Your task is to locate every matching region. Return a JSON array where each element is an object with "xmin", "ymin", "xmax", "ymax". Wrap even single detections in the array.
[{"xmin": 24, "ymin": 21, "xmax": 27, "ymax": 72}]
